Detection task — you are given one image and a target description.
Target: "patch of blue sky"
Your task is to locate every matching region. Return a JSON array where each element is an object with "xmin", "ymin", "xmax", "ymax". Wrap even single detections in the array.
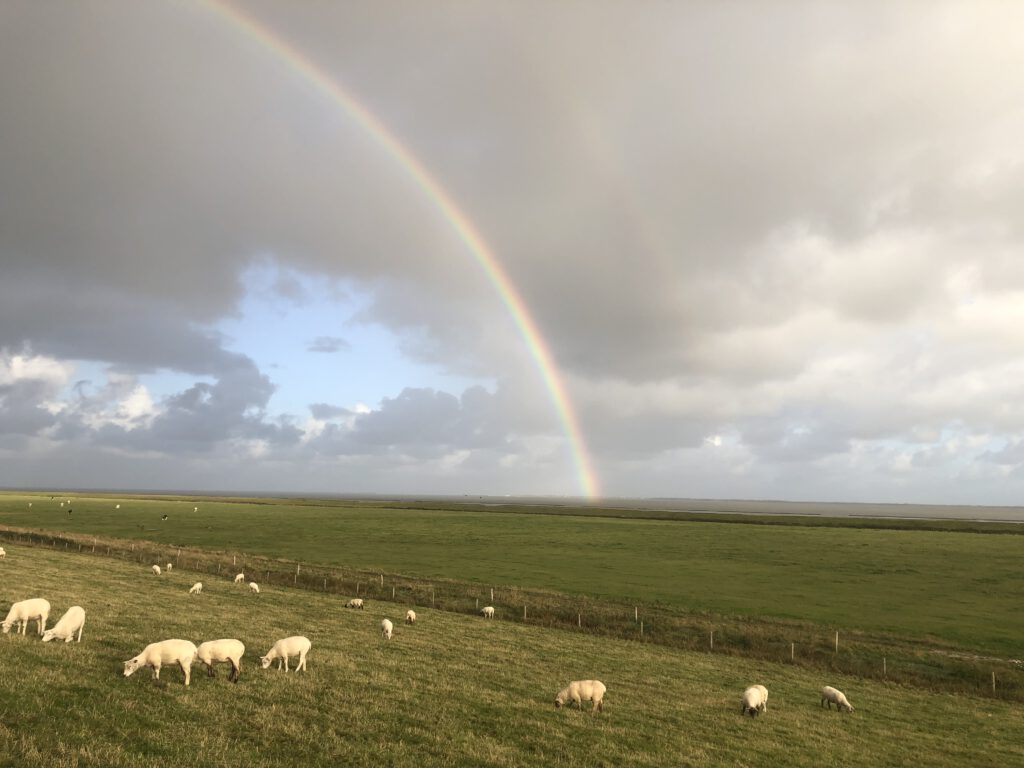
[{"xmin": 214, "ymin": 262, "xmax": 490, "ymax": 420}]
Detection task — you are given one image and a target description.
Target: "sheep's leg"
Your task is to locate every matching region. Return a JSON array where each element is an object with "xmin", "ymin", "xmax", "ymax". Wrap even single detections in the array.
[
  {"xmin": 229, "ymin": 661, "xmax": 240, "ymax": 683},
  {"xmin": 298, "ymin": 652, "xmax": 306, "ymax": 671},
  {"xmin": 76, "ymin": 624, "xmax": 83, "ymax": 642},
  {"xmin": 153, "ymin": 665, "xmax": 161, "ymax": 680},
  {"xmin": 181, "ymin": 661, "xmax": 191, "ymax": 687},
  {"xmin": 207, "ymin": 663, "xmax": 216, "ymax": 678}
]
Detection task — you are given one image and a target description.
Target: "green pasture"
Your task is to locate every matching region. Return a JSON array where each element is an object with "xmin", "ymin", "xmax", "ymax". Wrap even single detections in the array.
[
  {"xmin": 1, "ymin": 543, "xmax": 1021, "ymax": 768},
  {"xmin": 2, "ymin": 492, "xmax": 1023, "ymax": 656}
]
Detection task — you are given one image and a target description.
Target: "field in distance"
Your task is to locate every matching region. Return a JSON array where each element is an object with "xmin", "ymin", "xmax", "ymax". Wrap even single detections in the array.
[
  {"xmin": 2, "ymin": 492, "xmax": 1024, "ymax": 658},
  {"xmin": 1, "ymin": 543, "xmax": 1022, "ymax": 768}
]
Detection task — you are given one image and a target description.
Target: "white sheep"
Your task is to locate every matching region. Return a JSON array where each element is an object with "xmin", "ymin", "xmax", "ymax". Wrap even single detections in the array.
[
  {"xmin": 166, "ymin": 562, "xmax": 173, "ymax": 572},
  {"xmin": 151, "ymin": 565, "xmax": 161, "ymax": 576},
  {"xmin": 821, "ymin": 686, "xmax": 854, "ymax": 712},
  {"xmin": 2, "ymin": 598, "xmax": 50, "ymax": 636},
  {"xmin": 42, "ymin": 605, "xmax": 86, "ymax": 643},
  {"xmin": 555, "ymin": 680, "xmax": 607, "ymax": 713},
  {"xmin": 123, "ymin": 639, "xmax": 198, "ymax": 686},
  {"xmin": 741, "ymin": 684, "xmax": 769, "ymax": 717},
  {"xmin": 234, "ymin": 573, "xmax": 245, "ymax": 584},
  {"xmin": 346, "ymin": 598, "xmax": 364, "ymax": 609},
  {"xmin": 196, "ymin": 639, "xmax": 245, "ymax": 683},
  {"xmin": 380, "ymin": 618, "xmax": 394, "ymax": 640},
  {"xmin": 481, "ymin": 606, "xmax": 495, "ymax": 619},
  {"xmin": 260, "ymin": 636, "xmax": 311, "ymax": 672},
  {"xmin": 115, "ymin": 504, "xmax": 120, "ymax": 509},
  {"xmin": 188, "ymin": 582, "xmax": 203, "ymax": 595},
  {"xmin": 193, "ymin": 506, "xmax": 198, "ymax": 512},
  {"xmin": 405, "ymin": 609, "xmax": 416, "ymax": 625},
  {"xmin": 0, "ymin": 547, "xmax": 6, "ymax": 559},
  {"xmin": 248, "ymin": 582, "xmax": 260, "ymax": 594}
]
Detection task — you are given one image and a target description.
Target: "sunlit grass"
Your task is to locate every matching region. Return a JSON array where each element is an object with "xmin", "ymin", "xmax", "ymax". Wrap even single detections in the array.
[{"xmin": 1, "ymin": 544, "xmax": 1023, "ymax": 767}]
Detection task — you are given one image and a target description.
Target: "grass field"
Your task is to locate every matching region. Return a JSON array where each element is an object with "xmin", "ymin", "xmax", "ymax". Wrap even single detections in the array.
[
  {"xmin": 1, "ymin": 543, "xmax": 1022, "ymax": 768},
  {"xmin": 2, "ymin": 492, "xmax": 1023, "ymax": 658}
]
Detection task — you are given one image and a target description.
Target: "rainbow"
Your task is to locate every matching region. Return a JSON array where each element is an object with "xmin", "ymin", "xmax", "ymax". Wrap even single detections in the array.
[{"xmin": 204, "ymin": 1, "xmax": 600, "ymax": 499}]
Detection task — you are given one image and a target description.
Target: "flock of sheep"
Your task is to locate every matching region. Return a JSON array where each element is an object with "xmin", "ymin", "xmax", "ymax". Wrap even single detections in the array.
[{"xmin": 2, "ymin": 545, "xmax": 856, "ymax": 718}]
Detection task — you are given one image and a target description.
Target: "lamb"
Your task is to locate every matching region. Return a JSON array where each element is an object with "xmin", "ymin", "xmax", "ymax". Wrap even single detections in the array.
[
  {"xmin": 42, "ymin": 605, "xmax": 86, "ymax": 643},
  {"xmin": 123, "ymin": 639, "xmax": 198, "ymax": 686},
  {"xmin": 741, "ymin": 684, "xmax": 769, "ymax": 717},
  {"xmin": 481, "ymin": 606, "xmax": 495, "ymax": 619},
  {"xmin": 555, "ymin": 680, "xmax": 607, "ymax": 713},
  {"xmin": 821, "ymin": 686, "xmax": 855, "ymax": 712},
  {"xmin": 381, "ymin": 618, "xmax": 394, "ymax": 640},
  {"xmin": 151, "ymin": 565, "xmax": 161, "ymax": 576},
  {"xmin": 346, "ymin": 598, "xmax": 364, "ymax": 609},
  {"xmin": 234, "ymin": 573, "xmax": 245, "ymax": 584},
  {"xmin": 166, "ymin": 563, "xmax": 173, "ymax": 571},
  {"xmin": 249, "ymin": 582, "xmax": 260, "ymax": 594},
  {"xmin": 188, "ymin": 582, "xmax": 203, "ymax": 595},
  {"xmin": 0, "ymin": 547, "xmax": 5, "ymax": 559},
  {"xmin": 405, "ymin": 609, "xmax": 416, "ymax": 625},
  {"xmin": 196, "ymin": 639, "xmax": 245, "ymax": 683},
  {"xmin": 2, "ymin": 598, "xmax": 50, "ymax": 636},
  {"xmin": 260, "ymin": 636, "xmax": 311, "ymax": 672}
]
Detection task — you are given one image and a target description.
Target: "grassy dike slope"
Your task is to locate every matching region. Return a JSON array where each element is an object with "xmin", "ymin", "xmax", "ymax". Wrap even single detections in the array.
[{"xmin": 1, "ymin": 544, "xmax": 1021, "ymax": 768}]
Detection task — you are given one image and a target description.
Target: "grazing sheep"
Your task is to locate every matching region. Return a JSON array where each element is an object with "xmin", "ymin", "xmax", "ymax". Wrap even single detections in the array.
[
  {"xmin": 151, "ymin": 565, "xmax": 162, "ymax": 576},
  {"xmin": 381, "ymin": 618, "xmax": 394, "ymax": 640},
  {"xmin": 248, "ymin": 582, "xmax": 260, "ymax": 594},
  {"xmin": 741, "ymin": 685, "xmax": 769, "ymax": 717},
  {"xmin": 166, "ymin": 563, "xmax": 173, "ymax": 571},
  {"xmin": 555, "ymin": 680, "xmax": 607, "ymax": 713},
  {"xmin": 234, "ymin": 573, "xmax": 245, "ymax": 584},
  {"xmin": 115, "ymin": 504, "xmax": 120, "ymax": 509},
  {"xmin": 188, "ymin": 582, "xmax": 203, "ymax": 595},
  {"xmin": 161, "ymin": 514, "xmax": 168, "ymax": 521},
  {"xmin": 405, "ymin": 609, "xmax": 416, "ymax": 625},
  {"xmin": 123, "ymin": 639, "xmax": 198, "ymax": 686},
  {"xmin": 0, "ymin": 547, "xmax": 6, "ymax": 559},
  {"xmin": 2, "ymin": 598, "xmax": 50, "ymax": 636},
  {"xmin": 346, "ymin": 598, "xmax": 364, "ymax": 609},
  {"xmin": 196, "ymin": 639, "xmax": 245, "ymax": 683},
  {"xmin": 260, "ymin": 636, "xmax": 311, "ymax": 672},
  {"xmin": 821, "ymin": 686, "xmax": 855, "ymax": 712},
  {"xmin": 42, "ymin": 605, "xmax": 86, "ymax": 643},
  {"xmin": 481, "ymin": 606, "xmax": 495, "ymax": 619},
  {"xmin": 193, "ymin": 506, "xmax": 198, "ymax": 512}
]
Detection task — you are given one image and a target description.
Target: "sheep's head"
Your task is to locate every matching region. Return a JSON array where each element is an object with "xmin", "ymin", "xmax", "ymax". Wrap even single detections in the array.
[
  {"xmin": 260, "ymin": 655, "xmax": 272, "ymax": 669},
  {"xmin": 554, "ymin": 695, "xmax": 565, "ymax": 709},
  {"xmin": 41, "ymin": 630, "xmax": 56, "ymax": 643},
  {"xmin": 1, "ymin": 622, "xmax": 11, "ymax": 634},
  {"xmin": 123, "ymin": 657, "xmax": 144, "ymax": 677},
  {"xmin": 841, "ymin": 702, "xmax": 854, "ymax": 713}
]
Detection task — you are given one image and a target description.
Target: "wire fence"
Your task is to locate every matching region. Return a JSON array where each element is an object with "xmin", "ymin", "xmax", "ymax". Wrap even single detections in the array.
[{"xmin": 2, "ymin": 524, "xmax": 1021, "ymax": 701}]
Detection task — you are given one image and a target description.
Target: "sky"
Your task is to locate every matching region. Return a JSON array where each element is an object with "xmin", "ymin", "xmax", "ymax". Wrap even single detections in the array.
[{"xmin": 3, "ymin": 1, "xmax": 1024, "ymax": 504}]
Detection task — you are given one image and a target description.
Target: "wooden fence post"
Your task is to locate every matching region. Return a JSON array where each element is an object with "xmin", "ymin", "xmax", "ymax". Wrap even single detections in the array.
[
  {"xmin": 710, "ymin": 630, "xmax": 714, "ymax": 650},
  {"xmin": 835, "ymin": 631, "xmax": 839, "ymax": 653},
  {"xmin": 791, "ymin": 642, "xmax": 795, "ymax": 662}
]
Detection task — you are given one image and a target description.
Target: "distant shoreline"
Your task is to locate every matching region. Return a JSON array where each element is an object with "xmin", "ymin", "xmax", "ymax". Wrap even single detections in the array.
[{"xmin": 3, "ymin": 487, "xmax": 1023, "ymax": 523}]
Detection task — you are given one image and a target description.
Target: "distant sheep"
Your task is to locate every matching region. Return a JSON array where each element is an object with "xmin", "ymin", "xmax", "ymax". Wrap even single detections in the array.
[
  {"xmin": 166, "ymin": 563, "xmax": 173, "ymax": 571},
  {"xmin": 821, "ymin": 686, "xmax": 854, "ymax": 713},
  {"xmin": 260, "ymin": 636, "xmax": 311, "ymax": 672},
  {"xmin": 248, "ymin": 582, "xmax": 260, "ymax": 594},
  {"xmin": 481, "ymin": 606, "xmax": 495, "ymax": 619},
  {"xmin": 188, "ymin": 582, "xmax": 203, "ymax": 595},
  {"xmin": 151, "ymin": 565, "xmax": 161, "ymax": 576},
  {"xmin": 346, "ymin": 598, "xmax": 364, "ymax": 609},
  {"xmin": 123, "ymin": 639, "xmax": 198, "ymax": 686},
  {"xmin": 0, "ymin": 547, "xmax": 6, "ymax": 559},
  {"xmin": 234, "ymin": 573, "xmax": 245, "ymax": 584},
  {"xmin": 115, "ymin": 504, "xmax": 120, "ymax": 509},
  {"xmin": 194, "ymin": 506, "xmax": 198, "ymax": 512},
  {"xmin": 381, "ymin": 618, "xmax": 394, "ymax": 640},
  {"xmin": 741, "ymin": 685, "xmax": 769, "ymax": 717},
  {"xmin": 196, "ymin": 639, "xmax": 245, "ymax": 683},
  {"xmin": 555, "ymin": 680, "xmax": 607, "ymax": 713},
  {"xmin": 42, "ymin": 605, "xmax": 86, "ymax": 643},
  {"xmin": 2, "ymin": 598, "xmax": 50, "ymax": 636},
  {"xmin": 405, "ymin": 609, "xmax": 416, "ymax": 625}
]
